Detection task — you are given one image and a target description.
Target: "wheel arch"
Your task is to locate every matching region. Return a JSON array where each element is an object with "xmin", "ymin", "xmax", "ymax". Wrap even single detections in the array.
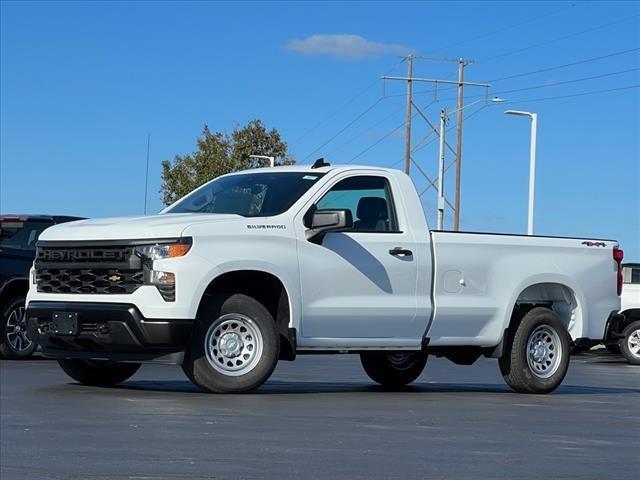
[
  {"xmin": 197, "ymin": 269, "xmax": 295, "ymax": 360},
  {"xmin": 507, "ymin": 280, "xmax": 583, "ymax": 340}
]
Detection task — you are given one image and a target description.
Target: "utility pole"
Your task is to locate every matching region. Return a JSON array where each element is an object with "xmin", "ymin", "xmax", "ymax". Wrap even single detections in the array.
[
  {"xmin": 403, "ymin": 55, "xmax": 414, "ymax": 175},
  {"xmin": 453, "ymin": 59, "xmax": 465, "ymax": 231},
  {"xmin": 381, "ymin": 57, "xmax": 488, "ymax": 229},
  {"xmin": 437, "ymin": 108, "xmax": 446, "ymax": 230}
]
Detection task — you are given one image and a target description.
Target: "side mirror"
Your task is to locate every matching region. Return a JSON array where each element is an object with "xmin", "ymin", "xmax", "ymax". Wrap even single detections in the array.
[{"xmin": 306, "ymin": 209, "xmax": 353, "ymax": 243}]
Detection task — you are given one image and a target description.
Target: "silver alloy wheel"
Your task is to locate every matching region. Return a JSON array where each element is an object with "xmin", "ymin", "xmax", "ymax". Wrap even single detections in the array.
[
  {"xmin": 526, "ymin": 324, "xmax": 562, "ymax": 379},
  {"xmin": 5, "ymin": 306, "xmax": 32, "ymax": 353},
  {"xmin": 627, "ymin": 328, "xmax": 640, "ymax": 358},
  {"xmin": 204, "ymin": 313, "xmax": 263, "ymax": 376}
]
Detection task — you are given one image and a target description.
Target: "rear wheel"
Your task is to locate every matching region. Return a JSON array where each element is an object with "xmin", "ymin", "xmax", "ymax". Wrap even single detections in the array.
[
  {"xmin": 360, "ymin": 352, "xmax": 427, "ymax": 388},
  {"xmin": 499, "ymin": 307, "xmax": 570, "ymax": 394},
  {"xmin": 183, "ymin": 293, "xmax": 279, "ymax": 393},
  {"xmin": 57, "ymin": 359, "xmax": 141, "ymax": 386},
  {"xmin": 0, "ymin": 296, "xmax": 37, "ymax": 359},
  {"xmin": 620, "ymin": 320, "xmax": 640, "ymax": 365}
]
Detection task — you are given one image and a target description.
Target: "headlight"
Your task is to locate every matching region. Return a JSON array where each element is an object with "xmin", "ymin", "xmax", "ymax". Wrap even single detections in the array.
[{"xmin": 135, "ymin": 238, "xmax": 192, "ymax": 261}]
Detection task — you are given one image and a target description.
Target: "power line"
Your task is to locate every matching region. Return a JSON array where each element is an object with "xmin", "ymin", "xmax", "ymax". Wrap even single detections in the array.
[
  {"xmin": 326, "ymin": 103, "xmax": 407, "ymax": 156},
  {"xmin": 427, "ymin": 68, "xmax": 640, "ymax": 103},
  {"xmin": 297, "ymin": 4, "xmax": 585, "ymax": 161},
  {"xmin": 487, "ymin": 47, "xmax": 640, "ymax": 83},
  {"xmin": 346, "ymin": 99, "xmax": 449, "ymax": 166},
  {"xmin": 479, "ymin": 14, "xmax": 640, "ymax": 63},
  {"xmin": 292, "ymin": 58, "xmax": 404, "ymax": 146},
  {"xmin": 302, "ymin": 97, "xmax": 385, "ymax": 161},
  {"xmin": 346, "ymin": 118, "xmax": 407, "ymax": 164},
  {"xmin": 387, "ymin": 84, "xmax": 640, "ymax": 167},
  {"xmin": 498, "ymin": 84, "xmax": 640, "ymax": 104},
  {"xmin": 424, "ymin": 2, "xmax": 578, "ymax": 56}
]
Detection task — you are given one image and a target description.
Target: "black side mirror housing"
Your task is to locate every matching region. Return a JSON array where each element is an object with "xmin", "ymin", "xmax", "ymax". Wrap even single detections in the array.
[{"xmin": 306, "ymin": 209, "xmax": 353, "ymax": 244}]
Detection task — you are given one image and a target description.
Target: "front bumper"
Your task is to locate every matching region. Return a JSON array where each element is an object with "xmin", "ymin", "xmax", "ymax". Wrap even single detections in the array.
[{"xmin": 26, "ymin": 301, "xmax": 192, "ymax": 364}]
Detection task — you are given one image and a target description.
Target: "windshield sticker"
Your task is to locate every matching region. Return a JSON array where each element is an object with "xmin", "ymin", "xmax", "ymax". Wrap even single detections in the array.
[{"xmin": 303, "ymin": 175, "xmax": 318, "ymax": 180}]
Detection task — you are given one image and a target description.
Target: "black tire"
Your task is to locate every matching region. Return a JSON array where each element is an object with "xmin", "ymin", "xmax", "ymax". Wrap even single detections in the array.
[
  {"xmin": 605, "ymin": 343, "xmax": 621, "ymax": 355},
  {"xmin": 620, "ymin": 320, "xmax": 640, "ymax": 365},
  {"xmin": 360, "ymin": 352, "xmax": 427, "ymax": 388},
  {"xmin": 183, "ymin": 293, "xmax": 279, "ymax": 393},
  {"xmin": 57, "ymin": 359, "xmax": 141, "ymax": 386},
  {"xmin": 0, "ymin": 296, "xmax": 37, "ymax": 359},
  {"xmin": 499, "ymin": 307, "xmax": 570, "ymax": 394}
]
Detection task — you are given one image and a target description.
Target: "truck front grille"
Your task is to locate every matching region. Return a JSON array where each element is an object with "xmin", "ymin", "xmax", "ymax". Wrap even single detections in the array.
[{"xmin": 36, "ymin": 268, "xmax": 144, "ymax": 295}]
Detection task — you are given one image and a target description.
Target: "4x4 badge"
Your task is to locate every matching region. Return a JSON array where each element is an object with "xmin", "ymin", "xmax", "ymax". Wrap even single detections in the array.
[{"xmin": 582, "ymin": 241, "xmax": 606, "ymax": 247}]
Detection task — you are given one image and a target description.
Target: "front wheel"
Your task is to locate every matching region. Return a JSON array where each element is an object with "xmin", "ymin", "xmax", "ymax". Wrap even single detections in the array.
[
  {"xmin": 360, "ymin": 352, "xmax": 427, "ymax": 388},
  {"xmin": 183, "ymin": 293, "xmax": 279, "ymax": 393},
  {"xmin": 57, "ymin": 359, "xmax": 141, "ymax": 386},
  {"xmin": 620, "ymin": 320, "xmax": 640, "ymax": 365},
  {"xmin": 499, "ymin": 307, "xmax": 570, "ymax": 394},
  {"xmin": 0, "ymin": 296, "xmax": 37, "ymax": 359}
]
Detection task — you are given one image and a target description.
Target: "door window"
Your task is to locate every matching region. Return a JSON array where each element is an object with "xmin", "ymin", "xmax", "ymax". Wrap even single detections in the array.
[{"xmin": 315, "ymin": 176, "xmax": 399, "ymax": 232}]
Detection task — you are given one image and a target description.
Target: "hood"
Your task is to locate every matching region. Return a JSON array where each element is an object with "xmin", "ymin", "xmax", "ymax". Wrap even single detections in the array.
[{"xmin": 39, "ymin": 213, "xmax": 244, "ymax": 242}]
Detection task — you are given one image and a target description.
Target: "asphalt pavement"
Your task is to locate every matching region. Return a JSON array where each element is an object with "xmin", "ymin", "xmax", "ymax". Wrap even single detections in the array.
[{"xmin": 1, "ymin": 351, "xmax": 638, "ymax": 480}]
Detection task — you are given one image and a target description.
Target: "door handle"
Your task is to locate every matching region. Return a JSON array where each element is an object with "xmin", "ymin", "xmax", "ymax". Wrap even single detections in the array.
[{"xmin": 389, "ymin": 247, "xmax": 413, "ymax": 257}]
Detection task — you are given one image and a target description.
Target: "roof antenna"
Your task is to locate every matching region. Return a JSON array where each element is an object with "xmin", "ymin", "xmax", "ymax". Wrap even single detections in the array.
[{"xmin": 311, "ymin": 158, "xmax": 330, "ymax": 169}]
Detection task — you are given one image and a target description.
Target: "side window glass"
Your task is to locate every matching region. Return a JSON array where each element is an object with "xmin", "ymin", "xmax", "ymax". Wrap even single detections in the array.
[{"xmin": 315, "ymin": 176, "xmax": 398, "ymax": 232}]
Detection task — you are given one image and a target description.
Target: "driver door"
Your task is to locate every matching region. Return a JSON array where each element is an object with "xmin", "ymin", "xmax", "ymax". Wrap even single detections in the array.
[{"xmin": 296, "ymin": 174, "xmax": 421, "ymax": 347}]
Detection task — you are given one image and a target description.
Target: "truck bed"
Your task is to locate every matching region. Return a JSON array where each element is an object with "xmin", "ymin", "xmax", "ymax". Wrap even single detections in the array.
[{"xmin": 427, "ymin": 230, "xmax": 619, "ymax": 347}]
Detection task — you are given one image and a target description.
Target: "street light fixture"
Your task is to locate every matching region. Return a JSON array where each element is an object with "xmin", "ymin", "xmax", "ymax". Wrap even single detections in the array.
[
  {"xmin": 504, "ymin": 109, "xmax": 538, "ymax": 236},
  {"xmin": 249, "ymin": 155, "xmax": 275, "ymax": 168}
]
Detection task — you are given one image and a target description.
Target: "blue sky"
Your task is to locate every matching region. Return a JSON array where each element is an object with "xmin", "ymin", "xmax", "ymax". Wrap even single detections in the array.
[{"xmin": 1, "ymin": 1, "xmax": 639, "ymax": 258}]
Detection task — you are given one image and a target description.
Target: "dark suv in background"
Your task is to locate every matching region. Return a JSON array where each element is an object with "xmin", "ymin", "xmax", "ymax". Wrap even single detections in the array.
[{"xmin": 0, "ymin": 214, "xmax": 83, "ymax": 358}]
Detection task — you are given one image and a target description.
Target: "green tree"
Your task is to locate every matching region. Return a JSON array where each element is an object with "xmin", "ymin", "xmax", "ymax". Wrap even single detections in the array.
[{"xmin": 160, "ymin": 120, "xmax": 295, "ymax": 206}]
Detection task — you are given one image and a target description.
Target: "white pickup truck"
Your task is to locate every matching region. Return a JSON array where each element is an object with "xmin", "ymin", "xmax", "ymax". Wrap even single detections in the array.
[{"xmin": 26, "ymin": 163, "xmax": 627, "ymax": 394}]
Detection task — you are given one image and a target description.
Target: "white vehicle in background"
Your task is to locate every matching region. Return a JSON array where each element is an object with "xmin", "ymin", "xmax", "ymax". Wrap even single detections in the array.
[
  {"xmin": 611, "ymin": 263, "xmax": 640, "ymax": 364},
  {"xmin": 25, "ymin": 162, "xmax": 627, "ymax": 394}
]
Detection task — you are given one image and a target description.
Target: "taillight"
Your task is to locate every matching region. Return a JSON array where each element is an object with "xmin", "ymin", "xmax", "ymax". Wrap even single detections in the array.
[{"xmin": 614, "ymin": 247, "xmax": 624, "ymax": 296}]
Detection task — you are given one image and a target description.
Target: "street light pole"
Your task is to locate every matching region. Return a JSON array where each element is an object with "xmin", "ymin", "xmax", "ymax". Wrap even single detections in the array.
[
  {"xmin": 437, "ymin": 108, "xmax": 446, "ymax": 230},
  {"xmin": 504, "ymin": 110, "xmax": 538, "ymax": 235}
]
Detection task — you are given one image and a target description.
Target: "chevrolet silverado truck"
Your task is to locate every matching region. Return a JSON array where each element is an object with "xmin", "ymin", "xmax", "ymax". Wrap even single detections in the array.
[{"xmin": 26, "ymin": 163, "xmax": 627, "ymax": 394}]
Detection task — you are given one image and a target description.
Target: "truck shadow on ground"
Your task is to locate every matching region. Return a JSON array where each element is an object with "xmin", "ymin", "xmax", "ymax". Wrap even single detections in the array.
[{"xmin": 111, "ymin": 380, "xmax": 640, "ymax": 396}]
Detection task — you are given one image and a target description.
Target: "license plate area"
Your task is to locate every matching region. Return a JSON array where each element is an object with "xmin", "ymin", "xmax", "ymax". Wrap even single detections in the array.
[{"xmin": 52, "ymin": 312, "xmax": 78, "ymax": 335}]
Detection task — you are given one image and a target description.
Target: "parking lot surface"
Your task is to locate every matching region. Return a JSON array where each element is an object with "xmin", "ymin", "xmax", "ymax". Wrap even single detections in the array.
[{"xmin": 1, "ymin": 352, "xmax": 638, "ymax": 480}]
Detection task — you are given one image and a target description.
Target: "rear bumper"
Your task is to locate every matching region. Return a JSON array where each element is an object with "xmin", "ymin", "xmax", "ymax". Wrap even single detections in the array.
[{"xmin": 26, "ymin": 301, "xmax": 192, "ymax": 364}]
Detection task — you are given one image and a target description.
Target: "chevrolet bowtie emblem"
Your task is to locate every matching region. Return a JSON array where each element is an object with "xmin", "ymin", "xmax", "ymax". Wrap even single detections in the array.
[{"xmin": 108, "ymin": 274, "xmax": 122, "ymax": 282}]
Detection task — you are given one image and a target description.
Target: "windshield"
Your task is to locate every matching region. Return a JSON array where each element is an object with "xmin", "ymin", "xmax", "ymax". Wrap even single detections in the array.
[{"xmin": 165, "ymin": 172, "xmax": 325, "ymax": 217}]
